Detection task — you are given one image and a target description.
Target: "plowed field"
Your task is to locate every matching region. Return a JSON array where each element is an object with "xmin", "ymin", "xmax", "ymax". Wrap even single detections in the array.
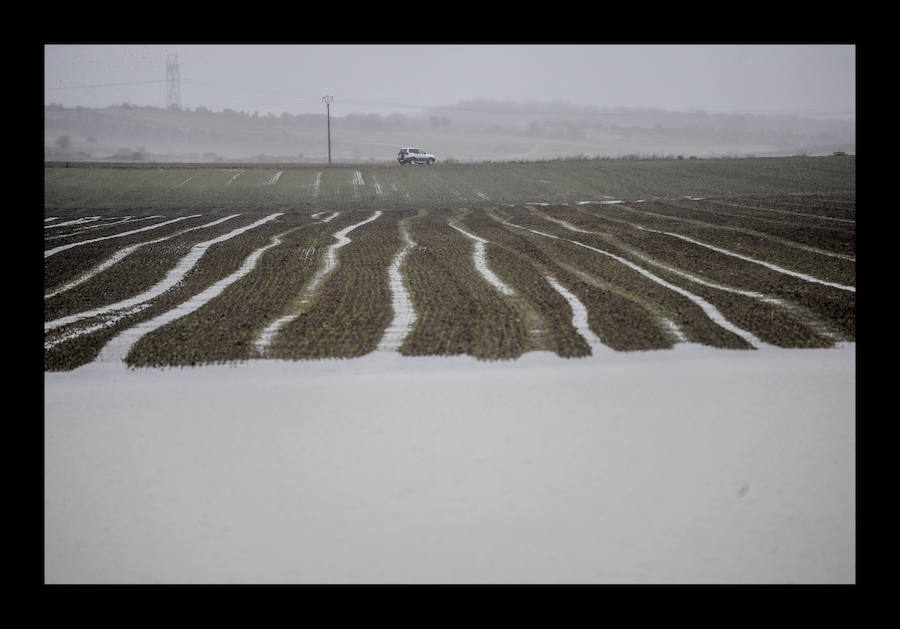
[{"xmin": 44, "ymin": 157, "xmax": 855, "ymax": 370}]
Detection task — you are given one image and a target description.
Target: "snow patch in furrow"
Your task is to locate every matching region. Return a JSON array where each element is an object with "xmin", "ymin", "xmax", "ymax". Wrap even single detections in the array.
[
  {"xmin": 377, "ymin": 222, "xmax": 417, "ymax": 352},
  {"xmin": 541, "ymin": 212, "xmax": 816, "ymax": 322},
  {"xmin": 95, "ymin": 231, "xmax": 288, "ymax": 366},
  {"xmin": 505, "ymin": 221, "xmax": 766, "ymax": 349},
  {"xmin": 225, "ymin": 170, "xmax": 244, "ymax": 185},
  {"xmin": 718, "ymin": 199, "xmax": 855, "ymax": 224},
  {"xmin": 449, "ymin": 223, "xmax": 514, "ymax": 295},
  {"xmin": 564, "ymin": 262, "xmax": 691, "ymax": 346},
  {"xmin": 542, "ymin": 214, "xmax": 594, "ymax": 234},
  {"xmin": 313, "ymin": 172, "xmax": 322, "ymax": 195},
  {"xmin": 634, "ymin": 226, "xmax": 855, "ymax": 292},
  {"xmin": 44, "ymin": 306, "xmax": 151, "ymax": 351},
  {"xmin": 47, "ymin": 244, "xmax": 143, "ymax": 300},
  {"xmin": 44, "ymin": 216, "xmax": 163, "ymax": 241},
  {"xmin": 45, "ymin": 214, "xmax": 282, "ymax": 336},
  {"xmin": 266, "ymin": 171, "xmax": 283, "ymax": 185},
  {"xmin": 47, "ymin": 215, "xmax": 131, "ymax": 234},
  {"xmin": 545, "ymin": 276, "xmax": 609, "ymax": 353},
  {"xmin": 663, "ymin": 317, "xmax": 689, "ymax": 343},
  {"xmin": 617, "ymin": 203, "xmax": 855, "ymax": 262},
  {"xmin": 45, "ymin": 215, "xmax": 242, "ymax": 300},
  {"xmin": 45, "ymin": 215, "xmax": 203, "ymax": 258},
  {"xmin": 351, "ymin": 171, "xmax": 365, "ymax": 199},
  {"xmin": 175, "ymin": 174, "xmax": 197, "ymax": 188},
  {"xmin": 253, "ymin": 211, "xmax": 380, "ymax": 356},
  {"xmin": 45, "ymin": 216, "xmax": 102, "ymax": 229}
]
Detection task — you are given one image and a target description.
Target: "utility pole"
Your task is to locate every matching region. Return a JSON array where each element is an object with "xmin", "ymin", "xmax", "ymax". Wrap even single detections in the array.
[{"xmin": 322, "ymin": 95, "xmax": 334, "ymax": 164}]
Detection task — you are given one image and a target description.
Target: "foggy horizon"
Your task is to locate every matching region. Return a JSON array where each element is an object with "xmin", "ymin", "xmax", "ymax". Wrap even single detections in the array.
[{"xmin": 44, "ymin": 44, "xmax": 856, "ymax": 120}]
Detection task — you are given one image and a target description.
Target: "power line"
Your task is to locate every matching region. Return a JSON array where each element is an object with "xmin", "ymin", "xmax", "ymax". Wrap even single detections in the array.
[
  {"xmin": 44, "ymin": 79, "xmax": 854, "ymax": 118},
  {"xmin": 46, "ymin": 79, "xmax": 165, "ymax": 90},
  {"xmin": 182, "ymin": 79, "xmax": 323, "ymax": 100}
]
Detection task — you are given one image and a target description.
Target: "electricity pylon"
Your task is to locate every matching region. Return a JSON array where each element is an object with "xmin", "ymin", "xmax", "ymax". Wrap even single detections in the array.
[{"xmin": 166, "ymin": 54, "xmax": 181, "ymax": 109}]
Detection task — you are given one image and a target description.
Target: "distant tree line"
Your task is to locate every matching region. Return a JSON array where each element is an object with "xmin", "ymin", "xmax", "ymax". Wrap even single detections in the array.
[{"xmin": 45, "ymin": 101, "xmax": 854, "ymax": 162}]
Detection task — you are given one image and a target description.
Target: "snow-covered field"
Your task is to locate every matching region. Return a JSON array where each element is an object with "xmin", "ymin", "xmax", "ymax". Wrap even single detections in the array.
[{"xmin": 44, "ymin": 343, "xmax": 855, "ymax": 584}]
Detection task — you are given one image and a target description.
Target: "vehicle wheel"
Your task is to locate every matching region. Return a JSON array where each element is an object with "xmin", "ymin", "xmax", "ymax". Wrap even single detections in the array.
[{"xmin": 428, "ymin": 158, "xmax": 435, "ymax": 165}]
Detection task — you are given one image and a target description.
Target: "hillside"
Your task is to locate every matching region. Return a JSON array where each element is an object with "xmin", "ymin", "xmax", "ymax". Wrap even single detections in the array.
[{"xmin": 44, "ymin": 101, "xmax": 856, "ymax": 164}]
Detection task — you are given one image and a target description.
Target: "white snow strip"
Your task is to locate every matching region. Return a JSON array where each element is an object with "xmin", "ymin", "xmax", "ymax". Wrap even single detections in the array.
[
  {"xmin": 313, "ymin": 172, "xmax": 322, "ymax": 195},
  {"xmin": 449, "ymin": 223, "xmax": 515, "ymax": 295},
  {"xmin": 267, "ymin": 171, "xmax": 283, "ymax": 185},
  {"xmin": 542, "ymin": 213, "xmax": 793, "ymax": 305},
  {"xmin": 44, "ymin": 305, "xmax": 151, "ymax": 351},
  {"xmin": 377, "ymin": 222, "xmax": 418, "ymax": 352},
  {"xmin": 44, "ymin": 216, "xmax": 160, "ymax": 241},
  {"xmin": 719, "ymin": 200, "xmax": 855, "ymax": 224},
  {"xmin": 506, "ymin": 221, "xmax": 766, "ymax": 348},
  {"xmin": 45, "ymin": 215, "xmax": 242, "ymax": 300},
  {"xmin": 45, "ymin": 216, "xmax": 102, "ymax": 229},
  {"xmin": 353, "ymin": 170, "xmax": 365, "ymax": 186},
  {"xmin": 94, "ymin": 231, "xmax": 288, "ymax": 365},
  {"xmin": 45, "ymin": 214, "xmax": 282, "ymax": 335},
  {"xmin": 542, "ymin": 214, "xmax": 594, "ymax": 234},
  {"xmin": 663, "ymin": 317, "xmax": 689, "ymax": 342},
  {"xmin": 635, "ymin": 226, "xmax": 855, "ymax": 292},
  {"xmin": 253, "ymin": 211, "xmax": 380, "ymax": 356},
  {"xmin": 545, "ymin": 276, "xmax": 608, "ymax": 352},
  {"xmin": 175, "ymin": 174, "xmax": 197, "ymax": 188},
  {"xmin": 225, "ymin": 171, "xmax": 243, "ymax": 185},
  {"xmin": 46, "ymin": 244, "xmax": 145, "ymax": 301},
  {"xmin": 373, "ymin": 177, "xmax": 384, "ymax": 197},
  {"xmin": 45, "ymin": 217, "xmax": 60, "ymax": 223},
  {"xmin": 45, "ymin": 215, "xmax": 202, "ymax": 258},
  {"xmin": 787, "ymin": 211, "xmax": 854, "ymax": 224},
  {"xmin": 618, "ymin": 204, "xmax": 855, "ymax": 262},
  {"xmin": 473, "ymin": 190, "xmax": 490, "ymax": 200},
  {"xmin": 47, "ymin": 215, "xmax": 134, "ymax": 233}
]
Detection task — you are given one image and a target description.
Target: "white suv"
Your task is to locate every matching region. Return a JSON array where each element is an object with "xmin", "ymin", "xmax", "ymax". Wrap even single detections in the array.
[{"xmin": 397, "ymin": 147, "xmax": 437, "ymax": 165}]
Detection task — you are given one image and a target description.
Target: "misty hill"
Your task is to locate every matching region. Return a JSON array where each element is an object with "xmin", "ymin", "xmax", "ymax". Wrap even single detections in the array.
[{"xmin": 44, "ymin": 100, "xmax": 855, "ymax": 164}]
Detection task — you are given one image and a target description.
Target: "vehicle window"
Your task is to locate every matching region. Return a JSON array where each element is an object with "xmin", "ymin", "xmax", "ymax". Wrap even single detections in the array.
[{"xmin": 411, "ymin": 149, "xmax": 421, "ymax": 153}]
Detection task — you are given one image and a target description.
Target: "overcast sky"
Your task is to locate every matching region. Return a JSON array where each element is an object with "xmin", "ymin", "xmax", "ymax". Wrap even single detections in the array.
[{"xmin": 44, "ymin": 44, "xmax": 856, "ymax": 118}]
